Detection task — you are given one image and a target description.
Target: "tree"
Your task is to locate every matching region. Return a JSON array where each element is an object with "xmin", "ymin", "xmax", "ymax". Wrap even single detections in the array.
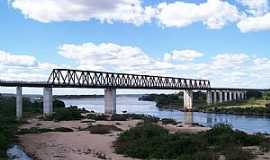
[{"xmin": 263, "ymin": 91, "xmax": 270, "ymax": 100}]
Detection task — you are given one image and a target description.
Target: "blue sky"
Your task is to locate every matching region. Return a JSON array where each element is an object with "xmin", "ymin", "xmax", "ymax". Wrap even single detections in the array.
[{"xmin": 0, "ymin": 0, "xmax": 270, "ymax": 94}]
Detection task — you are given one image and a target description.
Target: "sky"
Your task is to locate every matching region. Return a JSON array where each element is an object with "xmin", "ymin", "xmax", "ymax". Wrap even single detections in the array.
[{"xmin": 0, "ymin": 0, "xmax": 270, "ymax": 95}]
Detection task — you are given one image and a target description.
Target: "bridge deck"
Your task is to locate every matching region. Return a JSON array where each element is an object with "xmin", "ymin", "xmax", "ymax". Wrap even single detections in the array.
[{"xmin": 0, "ymin": 80, "xmax": 267, "ymax": 91}]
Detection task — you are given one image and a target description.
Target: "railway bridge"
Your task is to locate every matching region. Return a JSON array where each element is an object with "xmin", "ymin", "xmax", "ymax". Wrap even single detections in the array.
[{"xmin": 0, "ymin": 69, "xmax": 267, "ymax": 119}]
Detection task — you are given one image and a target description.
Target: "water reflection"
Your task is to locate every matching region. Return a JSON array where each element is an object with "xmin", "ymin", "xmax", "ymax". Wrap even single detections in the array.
[
  {"xmin": 60, "ymin": 95, "xmax": 270, "ymax": 134},
  {"xmin": 184, "ymin": 112, "xmax": 193, "ymax": 125}
]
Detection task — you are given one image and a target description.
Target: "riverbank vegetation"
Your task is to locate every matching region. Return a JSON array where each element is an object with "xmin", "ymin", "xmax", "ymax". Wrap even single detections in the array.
[
  {"xmin": 139, "ymin": 91, "xmax": 270, "ymax": 116},
  {"xmin": 139, "ymin": 92, "xmax": 206, "ymax": 109},
  {"xmin": 114, "ymin": 122, "xmax": 270, "ymax": 160},
  {"xmin": 203, "ymin": 92, "xmax": 270, "ymax": 116},
  {"xmin": 0, "ymin": 95, "xmax": 66, "ymax": 159},
  {"xmin": 44, "ymin": 106, "xmax": 89, "ymax": 121}
]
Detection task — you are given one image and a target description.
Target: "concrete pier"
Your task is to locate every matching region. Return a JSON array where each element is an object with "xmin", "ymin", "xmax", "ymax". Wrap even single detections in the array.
[
  {"xmin": 104, "ymin": 88, "xmax": 116, "ymax": 114},
  {"xmin": 233, "ymin": 92, "xmax": 237, "ymax": 100},
  {"xmin": 229, "ymin": 92, "xmax": 232, "ymax": 101},
  {"xmin": 183, "ymin": 90, "xmax": 193, "ymax": 110},
  {"xmin": 240, "ymin": 92, "xmax": 244, "ymax": 100},
  {"xmin": 184, "ymin": 112, "xmax": 193, "ymax": 125},
  {"xmin": 207, "ymin": 91, "xmax": 212, "ymax": 105},
  {"xmin": 16, "ymin": 87, "xmax": 22, "ymax": 119},
  {"xmin": 218, "ymin": 91, "xmax": 223, "ymax": 103},
  {"xmin": 224, "ymin": 91, "xmax": 228, "ymax": 102},
  {"xmin": 43, "ymin": 87, "xmax": 53, "ymax": 116},
  {"xmin": 213, "ymin": 91, "xmax": 217, "ymax": 104}
]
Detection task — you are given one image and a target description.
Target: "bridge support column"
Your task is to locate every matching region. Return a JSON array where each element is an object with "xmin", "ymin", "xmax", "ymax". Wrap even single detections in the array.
[
  {"xmin": 240, "ymin": 91, "xmax": 245, "ymax": 100},
  {"xmin": 229, "ymin": 92, "xmax": 232, "ymax": 101},
  {"xmin": 43, "ymin": 88, "xmax": 53, "ymax": 116},
  {"xmin": 218, "ymin": 91, "xmax": 223, "ymax": 103},
  {"xmin": 213, "ymin": 91, "xmax": 217, "ymax": 104},
  {"xmin": 184, "ymin": 112, "xmax": 193, "ymax": 125},
  {"xmin": 224, "ymin": 91, "xmax": 228, "ymax": 102},
  {"xmin": 16, "ymin": 86, "xmax": 22, "ymax": 120},
  {"xmin": 233, "ymin": 91, "xmax": 237, "ymax": 100},
  {"xmin": 236, "ymin": 91, "xmax": 241, "ymax": 101},
  {"xmin": 183, "ymin": 90, "xmax": 193, "ymax": 111},
  {"xmin": 104, "ymin": 88, "xmax": 116, "ymax": 114},
  {"xmin": 207, "ymin": 91, "xmax": 212, "ymax": 105}
]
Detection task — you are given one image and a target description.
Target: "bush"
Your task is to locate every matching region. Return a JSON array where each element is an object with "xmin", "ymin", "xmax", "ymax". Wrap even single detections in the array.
[
  {"xmin": 161, "ymin": 118, "xmax": 177, "ymax": 125},
  {"xmin": 47, "ymin": 106, "xmax": 83, "ymax": 121},
  {"xmin": 87, "ymin": 114, "xmax": 108, "ymax": 121},
  {"xmin": 88, "ymin": 125, "xmax": 122, "ymax": 134},
  {"xmin": 110, "ymin": 114, "xmax": 128, "ymax": 121},
  {"xmin": 86, "ymin": 113, "xmax": 160, "ymax": 122},
  {"xmin": 222, "ymin": 146, "xmax": 254, "ymax": 160},
  {"xmin": 114, "ymin": 122, "xmax": 270, "ymax": 160},
  {"xmin": 263, "ymin": 91, "xmax": 270, "ymax": 100},
  {"xmin": 206, "ymin": 124, "xmax": 266, "ymax": 147},
  {"xmin": 0, "ymin": 96, "xmax": 67, "ymax": 159}
]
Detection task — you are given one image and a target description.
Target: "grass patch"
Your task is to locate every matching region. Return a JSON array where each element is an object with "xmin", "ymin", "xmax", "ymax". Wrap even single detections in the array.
[{"xmin": 114, "ymin": 122, "xmax": 270, "ymax": 160}]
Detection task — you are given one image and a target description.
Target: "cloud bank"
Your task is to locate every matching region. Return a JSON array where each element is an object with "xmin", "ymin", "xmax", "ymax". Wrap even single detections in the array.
[
  {"xmin": 1, "ymin": 43, "xmax": 267, "ymax": 88},
  {"xmin": 9, "ymin": 0, "xmax": 270, "ymax": 32}
]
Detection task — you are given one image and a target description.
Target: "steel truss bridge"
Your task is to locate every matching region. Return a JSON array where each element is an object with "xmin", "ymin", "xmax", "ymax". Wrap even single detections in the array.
[{"xmin": 0, "ymin": 69, "xmax": 268, "ymax": 91}]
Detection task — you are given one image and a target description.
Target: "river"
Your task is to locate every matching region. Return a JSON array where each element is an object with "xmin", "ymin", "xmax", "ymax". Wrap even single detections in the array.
[{"xmin": 60, "ymin": 95, "xmax": 270, "ymax": 134}]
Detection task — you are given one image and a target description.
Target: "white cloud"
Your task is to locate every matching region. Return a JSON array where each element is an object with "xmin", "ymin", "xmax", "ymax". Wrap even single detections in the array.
[
  {"xmin": 10, "ymin": 0, "xmax": 155, "ymax": 25},
  {"xmin": 237, "ymin": 12, "xmax": 270, "ymax": 32},
  {"xmin": 0, "ymin": 50, "xmax": 60, "ymax": 81},
  {"xmin": 0, "ymin": 50, "xmax": 38, "ymax": 67},
  {"xmin": 10, "ymin": 0, "xmax": 270, "ymax": 32},
  {"xmin": 212, "ymin": 53, "xmax": 250, "ymax": 69},
  {"xmin": 238, "ymin": 0, "xmax": 268, "ymax": 16},
  {"xmin": 164, "ymin": 49, "xmax": 203, "ymax": 62},
  {"xmin": 58, "ymin": 42, "xmax": 270, "ymax": 88},
  {"xmin": 156, "ymin": 0, "xmax": 241, "ymax": 29},
  {"xmin": 58, "ymin": 42, "xmax": 174, "ymax": 75}
]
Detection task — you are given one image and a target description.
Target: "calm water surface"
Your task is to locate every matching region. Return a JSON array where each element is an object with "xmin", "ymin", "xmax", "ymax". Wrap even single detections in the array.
[{"xmin": 60, "ymin": 95, "xmax": 270, "ymax": 134}]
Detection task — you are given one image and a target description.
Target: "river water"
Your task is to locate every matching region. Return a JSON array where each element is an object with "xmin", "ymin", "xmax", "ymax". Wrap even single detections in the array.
[{"xmin": 60, "ymin": 95, "xmax": 270, "ymax": 134}]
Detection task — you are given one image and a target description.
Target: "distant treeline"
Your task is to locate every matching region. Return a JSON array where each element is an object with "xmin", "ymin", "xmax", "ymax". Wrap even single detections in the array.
[
  {"xmin": 139, "ymin": 92, "xmax": 206, "ymax": 109},
  {"xmin": 139, "ymin": 90, "xmax": 266, "ymax": 110},
  {"xmin": 54, "ymin": 95, "xmax": 104, "ymax": 98}
]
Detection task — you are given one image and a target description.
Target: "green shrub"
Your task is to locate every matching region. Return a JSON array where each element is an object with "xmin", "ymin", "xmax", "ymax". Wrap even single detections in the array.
[
  {"xmin": 0, "ymin": 96, "xmax": 67, "ymax": 159},
  {"xmin": 50, "ymin": 106, "xmax": 83, "ymax": 121},
  {"xmin": 206, "ymin": 124, "xmax": 266, "ymax": 147},
  {"xmin": 222, "ymin": 146, "xmax": 254, "ymax": 160},
  {"xmin": 110, "ymin": 114, "xmax": 128, "ymax": 121},
  {"xmin": 86, "ymin": 113, "xmax": 160, "ymax": 122},
  {"xmin": 88, "ymin": 125, "xmax": 122, "ymax": 134},
  {"xmin": 86, "ymin": 113, "xmax": 108, "ymax": 121},
  {"xmin": 161, "ymin": 118, "xmax": 177, "ymax": 125},
  {"xmin": 114, "ymin": 122, "xmax": 270, "ymax": 160}
]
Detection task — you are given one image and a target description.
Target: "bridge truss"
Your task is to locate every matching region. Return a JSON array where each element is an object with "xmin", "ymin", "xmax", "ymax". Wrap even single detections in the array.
[{"xmin": 47, "ymin": 69, "xmax": 211, "ymax": 89}]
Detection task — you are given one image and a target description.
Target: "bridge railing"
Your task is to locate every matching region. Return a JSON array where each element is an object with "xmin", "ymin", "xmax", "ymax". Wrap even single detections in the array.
[{"xmin": 47, "ymin": 69, "xmax": 211, "ymax": 89}]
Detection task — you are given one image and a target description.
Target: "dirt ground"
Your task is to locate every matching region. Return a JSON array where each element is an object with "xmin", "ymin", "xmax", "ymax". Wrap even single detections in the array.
[{"xmin": 18, "ymin": 118, "xmax": 270, "ymax": 160}]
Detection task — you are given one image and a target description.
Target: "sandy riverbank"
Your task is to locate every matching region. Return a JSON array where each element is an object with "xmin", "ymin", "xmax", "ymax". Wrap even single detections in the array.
[{"xmin": 17, "ymin": 117, "xmax": 209, "ymax": 160}]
